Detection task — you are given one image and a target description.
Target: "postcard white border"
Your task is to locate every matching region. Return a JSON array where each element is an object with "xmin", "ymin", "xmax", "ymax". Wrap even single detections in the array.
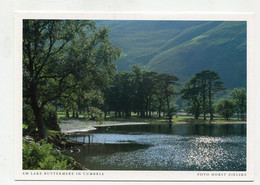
[{"xmin": 15, "ymin": 12, "xmax": 254, "ymax": 181}]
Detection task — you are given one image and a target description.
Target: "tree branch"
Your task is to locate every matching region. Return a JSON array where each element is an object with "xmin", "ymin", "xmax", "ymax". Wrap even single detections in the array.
[{"xmin": 35, "ymin": 23, "xmax": 55, "ymax": 78}]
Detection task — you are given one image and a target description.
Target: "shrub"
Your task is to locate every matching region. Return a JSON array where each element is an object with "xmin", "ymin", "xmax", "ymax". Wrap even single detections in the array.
[
  {"xmin": 23, "ymin": 140, "xmax": 75, "ymax": 170},
  {"xmin": 23, "ymin": 103, "xmax": 37, "ymax": 136},
  {"xmin": 215, "ymin": 99, "xmax": 236, "ymax": 120},
  {"xmin": 43, "ymin": 103, "xmax": 60, "ymax": 131},
  {"xmin": 88, "ymin": 107, "xmax": 104, "ymax": 123}
]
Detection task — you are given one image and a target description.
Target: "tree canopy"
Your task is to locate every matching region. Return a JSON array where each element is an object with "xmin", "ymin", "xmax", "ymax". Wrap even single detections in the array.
[
  {"xmin": 181, "ymin": 70, "xmax": 224, "ymax": 120},
  {"xmin": 103, "ymin": 66, "xmax": 179, "ymax": 121},
  {"xmin": 216, "ymin": 99, "xmax": 236, "ymax": 120},
  {"xmin": 23, "ymin": 20, "xmax": 121, "ymax": 138},
  {"xmin": 229, "ymin": 88, "xmax": 246, "ymax": 120}
]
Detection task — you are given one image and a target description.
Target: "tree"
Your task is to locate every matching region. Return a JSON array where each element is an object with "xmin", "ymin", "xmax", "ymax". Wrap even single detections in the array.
[
  {"xmin": 130, "ymin": 66, "xmax": 151, "ymax": 117},
  {"xmin": 181, "ymin": 75, "xmax": 202, "ymax": 119},
  {"xmin": 216, "ymin": 99, "xmax": 236, "ymax": 120},
  {"xmin": 23, "ymin": 20, "xmax": 121, "ymax": 138},
  {"xmin": 181, "ymin": 70, "xmax": 224, "ymax": 120},
  {"xmin": 195, "ymin": 71, "xmax": 208, "ymax": 120},
  {"xmin": 103, "ymin": 66, "xmax": 179, "ymax": 120},
  {"xmin": 195, "ymin": 70, "xmax": 224, "ymax": 120},
  {"xmin": 229, "ymin": 88, "xmax": 246, "ymax": 120},
  {"xmin": 142, "ymin": 71, "xmax": 158, "ymax": 117},
  {"xmin": 116, "ymin": 72, "xmax": 135, "ymax": 117},
  {"xmin": 204, "ymin": 71, "xmax": 224, "ymax": 120},
  {"xmin": 154, "ymin": 75, "xmax": 166, "ymax": 118},
  {"xmin": 158, "ymin": 73, "xmax": 179, "ymax": 122}
]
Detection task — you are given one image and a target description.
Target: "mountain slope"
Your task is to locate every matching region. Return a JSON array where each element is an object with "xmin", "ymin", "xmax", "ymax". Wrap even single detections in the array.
[{"xmin": 97, "ymin": 20, "xmax": 246, "ymax": 89}]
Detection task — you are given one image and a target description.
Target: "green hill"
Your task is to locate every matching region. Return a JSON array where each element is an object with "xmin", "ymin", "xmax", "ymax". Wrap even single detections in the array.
[{"xmin": 97, "ymin": 20, "xmax": 246, "ymax": 89}]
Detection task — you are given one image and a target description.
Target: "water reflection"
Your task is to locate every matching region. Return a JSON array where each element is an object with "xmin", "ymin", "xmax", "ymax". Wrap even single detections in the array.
[
  {"xmin": 64, "ymin": 123, "xmax": 246, "ymax": 171},
  {"xmin": 88, "ymin": 123, "xmax": 246, "ymax": 136}
]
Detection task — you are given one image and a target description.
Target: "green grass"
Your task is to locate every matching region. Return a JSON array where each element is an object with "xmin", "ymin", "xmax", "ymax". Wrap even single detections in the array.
[
  {"xmin": 58, "ymin": 111, "xmax": 245, "ymax": 124},
  {"xmin": 105, "ymin": 115, "xmax": 169, "ymax": 123},
  {"xmin": 104, "ymin": 113, "xmax": 244, "ymax": 124},
  {"xmin": 57, "ymin": 112, "xmax": 88, "ymax": 119},
  {"xmin": 171, "ymin": 115, "xmax": 245, "ymax": 123}
]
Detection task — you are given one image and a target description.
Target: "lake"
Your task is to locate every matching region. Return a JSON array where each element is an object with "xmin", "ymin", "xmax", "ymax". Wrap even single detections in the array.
[{"xmin": 63, "ymin": 123, "xmax": 246, "ymax": 171}]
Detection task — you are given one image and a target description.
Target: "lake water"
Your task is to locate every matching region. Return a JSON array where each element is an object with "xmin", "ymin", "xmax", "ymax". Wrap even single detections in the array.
[{"xmin": 63, "ymin": 123, "xmax": 246, "ymax": 171}]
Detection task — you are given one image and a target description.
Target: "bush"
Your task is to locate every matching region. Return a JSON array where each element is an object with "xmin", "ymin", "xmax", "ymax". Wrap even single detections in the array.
[
  {"xmin": 23, "ymin": 103, "xmax": 37, "ymax": 136},
  {"xmin": 88, "ymin": 107, "xmax": 104, "ymax": 123},
  {"xmin": 23, "ymin": 140, "xmax": 75, "ymax": 170},
  {"xmin": 43, "ymin": 103, "xmax": 60, "ymax": 131},
  {"xmin": 216, "ymin": 99, "xmax": 236, "ymax": 120}
]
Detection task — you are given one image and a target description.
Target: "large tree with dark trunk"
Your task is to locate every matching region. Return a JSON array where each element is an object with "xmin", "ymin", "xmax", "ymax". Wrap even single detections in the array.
[
  {"xmin": 158, "ymin": 73, "xmax": 179, "ymax": 122},
  {"xmin": 181, "ymin": 75, "xmax": 202, "ymax": 119},
  {"xmin": 195, "ymin": 70, "xmax": 224, "ymax": 120},
  {"xmin": 181, "ymin": 70, "xmax": 224, "ymax": 120},
  {"xmin": 23, "ymin": 20, "xmax": 121, "ymax": 138}
]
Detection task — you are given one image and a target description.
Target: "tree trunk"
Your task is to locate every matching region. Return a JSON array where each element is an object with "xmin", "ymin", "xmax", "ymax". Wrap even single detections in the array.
[
  {"xmin": 237, "ymin": 112, "xmax": 240, "ymax": 120},
  {"xmin": 141, "ymin": 111, "xmax": 144, "ymax": 117},
  {"xmin": 148, "ymin": 94, "xmax": 152, "ymax": 117},
  {"xmin": 145, "ymin": 103, "xmax": 148, "ymax": 117},
  {"xmin": 169, "ymin": 116, "xmax": 172, "ymax": 123},
  {"xmin": 55, "ymin": 100, "xmax": 58, "ymax": 112},
  {"xmin": 241, "ymin": 111, "xmax": 244, "ymax": 121},
  {"xmin": 31, "ymin": 101, "xmax": 47, "ymax": 139},
  {"xmin": 166, "ymin": 95, "xmax": 172, "ymax": 122},
  {"xmin": 195, "ymin": 102, "xmax": 199, "ymax": 119},
  {"xmin": 66, "ymin": 110, "xmax": 70, "ymax": 118},
  {"xmin": 30, "ymin": 82, "xmax": 47, "ymax": 138},
  {"xmin": 203, "ymin": 90, "xmax": 206, "ymax": 120},
  {"xmin": 158, "ymin": 103, "xmax": 161, "ymax": 118},
  {"xmin": 209, "ymin": 82, "xmax": 213, "ymax": 121}
]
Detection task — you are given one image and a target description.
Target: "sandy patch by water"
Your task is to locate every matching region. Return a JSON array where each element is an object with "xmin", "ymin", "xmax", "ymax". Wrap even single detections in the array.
[{"xmin": 60, "ymin": 119, "xmax": 149, "ymax": 134}]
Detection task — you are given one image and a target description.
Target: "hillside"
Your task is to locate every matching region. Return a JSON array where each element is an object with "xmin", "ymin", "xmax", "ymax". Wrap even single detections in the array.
[{"xmin": 97, "ymin": 20, "xmax": 246, "ymax": 89}]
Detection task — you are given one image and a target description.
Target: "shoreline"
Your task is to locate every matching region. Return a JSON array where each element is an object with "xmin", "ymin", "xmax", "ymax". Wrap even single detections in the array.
[
  {"xmin": 60, "ymin": 119, "xmax": 246, "ymax": 134},
  {"xmin": 58, "ymin": 119, "xmax": 246, "ymax": 170}
]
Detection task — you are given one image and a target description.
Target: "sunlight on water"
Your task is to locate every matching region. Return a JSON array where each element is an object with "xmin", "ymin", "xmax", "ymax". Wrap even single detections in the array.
[{"xmin": 66, "ymin": 124, "xmax": 246, "ymax": 171}]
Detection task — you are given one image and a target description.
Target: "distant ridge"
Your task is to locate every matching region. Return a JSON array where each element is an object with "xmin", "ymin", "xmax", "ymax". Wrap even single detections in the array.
[{"xmin": 97, "ymin": 20, "xmax": 246, "ymax": 89}]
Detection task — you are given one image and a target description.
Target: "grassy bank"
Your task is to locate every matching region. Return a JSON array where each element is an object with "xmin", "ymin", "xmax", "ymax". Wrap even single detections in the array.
[
  {"xmin": 58, "ymin": 111, "xmax": 246, "ymax": 126},
  {"xmin": 104, "ymin": 115, "xmax": 245, "ymax": 124},
  {"xmin": 58, "ymin": 113, "xmax": 246, "ymax": 134}
]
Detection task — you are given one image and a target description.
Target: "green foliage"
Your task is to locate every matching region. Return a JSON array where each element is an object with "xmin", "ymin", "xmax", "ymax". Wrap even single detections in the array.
[
  {"xmin": 181, "ymin": 75, "xmax": 202, "ymax": 119},
  {"xmin": 216, "ymin": 99, "xmax": 236, "ymax": 120},
  {"xmin": 23, "ymin": 20, "xmax": 121, "ymax": 138},
  {"xmin": 23, "ymin": 140, "xmax": 75, "ymax": 170},
  {"xmin": 229, "ymin": 88, "xmax": 246, "ymax": 120},
  {"xmin": 23, "ymin": 103, "xmax": 36, "ymax": 135},
  {"xmin": 196, "ymin": 70, "xmax": 224, "ymax": 120},
  {"xmin": 88, "ymin": 107, "xmax": 104, "ymax": 123},
  {"xmin": 42, "ymin": 103, "xmax": 59, "ymax": 131},
  {"xmin": 103, "ymin": 66, "xmax": 179, "ymax": 121},
  {"xmin": 98, "ymin": 21, "xmax": 246, "ymax": 89},
  {"xmin": 167, "ymin": 105, "xmax": 178, "ymax": 121},
  {"xmin": 181, "ymin": 70, "xmax": 224, "ymax": 120}
]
